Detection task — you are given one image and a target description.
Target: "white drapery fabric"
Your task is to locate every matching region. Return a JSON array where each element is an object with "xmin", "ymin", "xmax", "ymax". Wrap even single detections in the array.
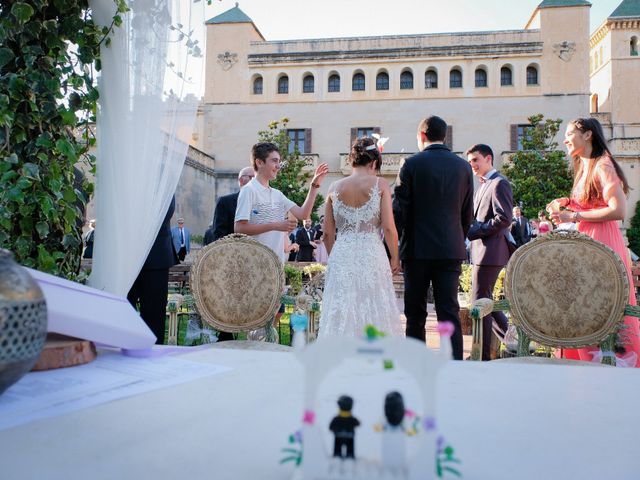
[{"xmin": 88, "ymin": 0, "xmax": 204, "ymax": 295}]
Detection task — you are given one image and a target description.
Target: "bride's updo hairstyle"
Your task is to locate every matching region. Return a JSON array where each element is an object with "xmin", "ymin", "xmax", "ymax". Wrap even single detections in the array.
[{"xmin": 350, "ymin": 137, "xmax": 382, "ymax": 172}]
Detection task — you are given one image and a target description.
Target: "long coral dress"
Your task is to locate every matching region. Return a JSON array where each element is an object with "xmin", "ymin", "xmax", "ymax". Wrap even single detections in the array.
[{"xmin": 562, "ymin": 157, "xmax": 640, "ymax": 367}]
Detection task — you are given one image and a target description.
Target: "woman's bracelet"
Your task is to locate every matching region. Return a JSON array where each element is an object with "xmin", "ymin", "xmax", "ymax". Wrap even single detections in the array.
[
  {"xmin": 571, "ymin": 211, "xmax": 581, "ymax": 222},
  {"xmin": 311, "ymin": 182, "xmax": 320, "ymax": 189}
]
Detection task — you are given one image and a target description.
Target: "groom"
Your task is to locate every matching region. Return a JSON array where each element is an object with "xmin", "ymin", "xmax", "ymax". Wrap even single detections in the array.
[{"xmin": 393, "ymin": 116, "xmax": 474, "ymax": 360}]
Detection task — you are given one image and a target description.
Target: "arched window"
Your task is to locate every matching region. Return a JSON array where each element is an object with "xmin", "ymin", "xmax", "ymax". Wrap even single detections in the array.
[
  {"xmin": 474, "ymin": 68, "xmax": 487, "ymax": 87},
  {"xmin": 253, "ymin": 76, "xmax": 263, "ymax": 95},
  {"xmin": 526, "ymin": 65, "xmax": 538, "ymax": 85},
  {"xmin": 425, "ymin": 69, "xmax": 438, "ymax": 89},
  {"xmin": 328, "ymin": 74, "xmax": 340, "ymax": 92},
  {"xmin": 449, "ymin": 68, "xmax": 462, "ymax": 88},
  {"xmin": 400, "ymin": 70, "xmax": 413, "ymax": 89},
  {"xmin": 631, "ymin": 36, "xmax": 639, "ymax": 56},
  {"xmin": 352, "ymin": 72, "xmax": 365, "ymax": 91},
  {"xmin": 303, "ymin": 74, "xmax": 314, "ymax": 93},
  {"xmin": 277, "ymin": 75, "xmax": 289, "ymax": 94},
  {"xmin": 376, "ymin": 71, "xmax": 389, "ymax": 90},
  {"xmin": 500, "ymin": 66, "xmax": 512, "ymax": 86}
]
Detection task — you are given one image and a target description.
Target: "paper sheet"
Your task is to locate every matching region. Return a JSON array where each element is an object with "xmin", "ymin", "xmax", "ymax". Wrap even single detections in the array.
[{"xmin": 0, "ymin": 350, "xmax": 231, "ymax": 431}]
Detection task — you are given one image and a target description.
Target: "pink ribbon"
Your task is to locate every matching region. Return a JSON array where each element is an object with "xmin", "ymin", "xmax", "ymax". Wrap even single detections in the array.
[
  {"xmin": 437, "ymin": 321, "xmax": 455, "ymax": 338},
  {"xmin": 303, "ymin": 410, "xmax": 315, "ymax": 425}
]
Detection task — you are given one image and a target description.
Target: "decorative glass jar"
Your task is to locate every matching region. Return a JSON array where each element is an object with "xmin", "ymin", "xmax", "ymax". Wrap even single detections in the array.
[{"xmin": 0, "ymin": 250, "xmax": 48, "ymax": 395}]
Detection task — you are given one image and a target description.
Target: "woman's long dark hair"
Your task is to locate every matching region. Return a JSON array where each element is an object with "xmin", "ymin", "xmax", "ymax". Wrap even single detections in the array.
[{"xmin": 570, "ymin": 118, "xmax": 629, "ymax": 203}]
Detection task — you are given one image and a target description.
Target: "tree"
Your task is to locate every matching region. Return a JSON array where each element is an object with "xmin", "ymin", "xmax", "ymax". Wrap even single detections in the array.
[
  {"xmin": 502, "ymin": 114, "xmax": 573, "ymax": 221},
  {"xmin": 627, "ymin": 200, "xmax": 640, "ymax": 257},
  {"xmin": 257, "ymin": 119, "xmax": 324, "ymax": 221},
  {"xmin": 0, "ymin": 1, "xmax": 128, "ymax": 278}
]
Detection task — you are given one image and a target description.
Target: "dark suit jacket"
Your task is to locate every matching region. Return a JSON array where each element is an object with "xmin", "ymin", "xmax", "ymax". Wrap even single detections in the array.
[
  {"xmin": 203, "ymin": 227, "xmax": 215, "ymax": 246},
  {"xmin": 510, "ymin": 215, "xmax": 530, "ymax": 247},
  {"xmin": 212, "ymin": 192, "xmax": 239, "ymax": 242},
  {"xmin": 288, "ymin": 231, "xmax": 298, "ymax": 262},
  {"xmin": 144, "ymin": 197, "xmax": 178, "ymax": 269},
  {"xmin": 312, "ymin": 224, "xmax": 323, "ymax": 241},
  {"xmin": 393, "ymin": 144, "xmax": 474, "ymax": 261},
  {"xmin": 295, "ymin": 227, "xmax": 315, "ymax": 262},
  {"xmin": 468, "ymin": 171, "xmax": 514, "ymax": 267}
]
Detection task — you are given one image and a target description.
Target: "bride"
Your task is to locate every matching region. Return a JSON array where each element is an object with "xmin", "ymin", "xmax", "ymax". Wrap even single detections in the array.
[{"xmin": 318, "ymin": 137, "xmax": 403, "ymax": 338}]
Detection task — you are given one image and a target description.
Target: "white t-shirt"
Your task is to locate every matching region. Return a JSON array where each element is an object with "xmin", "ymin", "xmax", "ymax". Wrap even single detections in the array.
[{"xmin": 234, "ymin": 178, "xmax": 296, "ymax": 263}]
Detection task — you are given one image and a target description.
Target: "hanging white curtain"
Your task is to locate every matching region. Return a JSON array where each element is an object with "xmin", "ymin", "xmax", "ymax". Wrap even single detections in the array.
[{"xmin": 88, "ymin": 0, "xmax": 204, "ymax": 295}]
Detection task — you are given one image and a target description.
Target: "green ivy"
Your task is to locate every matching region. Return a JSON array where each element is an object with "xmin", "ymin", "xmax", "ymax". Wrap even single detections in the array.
[
  {"xmin": 0, "ymin": 0, "xmax": 128, "ymax": 278},
  {"xmin": 283, "ymin": 263, "xmax": 303, "ymax": 295},
  {"xmin": 258, "ymin": 118, "xmax": 324, "ymax": 222},
  {"xmin": 627, "ymin": 200, "xmax": 640, "ymax": 257},
  {"xmin": 502, "ymin": 114, "xmax": 573, "ymax": 221}
]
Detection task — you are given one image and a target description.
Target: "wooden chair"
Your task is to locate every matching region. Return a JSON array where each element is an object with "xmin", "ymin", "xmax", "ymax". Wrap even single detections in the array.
[
  {"xmin": 190, "ymin": 233, "xmax": 285, "ymax": 345},
  {"xmin": 470, "ymin": 231, "xmax": 640, "ymax": 366},
  {"xmin": 297, "ymin": 271, "xmax": 326, "ymax": 342},
  {"xmin": 168, "ymin": 264, "xmax": 190, "ymax": 294}
]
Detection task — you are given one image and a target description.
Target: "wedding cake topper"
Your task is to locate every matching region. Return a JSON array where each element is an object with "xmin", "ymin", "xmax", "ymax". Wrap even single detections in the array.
[{"xmin": 281, "ymin": 325, "xmax": 463, "ymax": 479}]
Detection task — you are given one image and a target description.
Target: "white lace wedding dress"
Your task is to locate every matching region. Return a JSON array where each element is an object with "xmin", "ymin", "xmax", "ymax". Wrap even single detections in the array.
[{"xmin": 318, "ymin": 179, "xmax": 403, "ymax": 338}]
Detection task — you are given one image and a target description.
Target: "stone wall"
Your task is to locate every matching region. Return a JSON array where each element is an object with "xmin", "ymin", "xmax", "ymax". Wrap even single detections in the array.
[{"xmin": 172, "ymin": 146, "xmax": 218, "ymax": 237}]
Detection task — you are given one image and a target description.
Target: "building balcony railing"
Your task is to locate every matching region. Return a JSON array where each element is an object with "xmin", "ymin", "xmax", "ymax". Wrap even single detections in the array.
[
  {"xmin": 300, "ymin": 153, "xmax": 319, "ymax": 172},
  {"xmin": 339, "ymin": 152, "xmax": 414, "ymax": 175}
]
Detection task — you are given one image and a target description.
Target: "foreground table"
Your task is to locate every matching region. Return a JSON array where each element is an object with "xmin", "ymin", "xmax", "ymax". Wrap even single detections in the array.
[{"xmin": 1, "ymin": 346, "xmax": 639, "ymax": 479}]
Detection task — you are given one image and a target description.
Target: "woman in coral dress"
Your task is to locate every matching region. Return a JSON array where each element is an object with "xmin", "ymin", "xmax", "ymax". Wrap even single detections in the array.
[{"xmin": 549, "ymin": 118, "xmax": 640, "ymax": 367}]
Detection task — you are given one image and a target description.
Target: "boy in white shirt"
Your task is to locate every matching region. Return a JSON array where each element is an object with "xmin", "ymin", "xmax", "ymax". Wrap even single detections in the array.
[{"xmin": 235, "ymin": 142, "xmax": 328, "ymax": 263}]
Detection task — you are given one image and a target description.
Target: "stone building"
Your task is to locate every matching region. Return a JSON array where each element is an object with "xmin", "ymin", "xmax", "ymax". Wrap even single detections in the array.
[
  {"xmin": 187, "ymin": 0, "xmax": 638, "ymax": 231},
  {"xmin": 589, "ymin": 0, "xmax": 640, "ymax": 226}
]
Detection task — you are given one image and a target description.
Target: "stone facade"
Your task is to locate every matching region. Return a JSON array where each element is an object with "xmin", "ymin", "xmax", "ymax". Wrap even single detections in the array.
[
  {"xmin": 589, "ymin": 4, "xmax": 640, "ymax": 230},
  {"xmin": 191, "ymin": 1, "xmax": 639, "ymax": 229}
]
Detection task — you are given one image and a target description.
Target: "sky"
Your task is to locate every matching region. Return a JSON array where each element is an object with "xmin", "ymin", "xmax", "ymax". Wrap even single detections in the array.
[{"xmin": 205, "ymin": 0, "xmax": 622, "ymax": 40}]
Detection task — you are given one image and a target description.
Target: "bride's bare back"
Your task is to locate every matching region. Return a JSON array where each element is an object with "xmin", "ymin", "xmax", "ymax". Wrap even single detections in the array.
[{"xmin": 331, "ymin": 175, "xmax": 380, "ymax": 209}]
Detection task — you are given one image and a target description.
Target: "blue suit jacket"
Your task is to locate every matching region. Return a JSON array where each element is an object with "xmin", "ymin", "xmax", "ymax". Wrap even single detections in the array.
[{"xmin": 171, "ymin": 226, "xmax": 190, "ymax": 253}]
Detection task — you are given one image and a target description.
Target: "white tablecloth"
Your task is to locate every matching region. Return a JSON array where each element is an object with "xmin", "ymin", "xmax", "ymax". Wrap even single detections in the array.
[{"xmin": 1, "ymin": 347, "xmax": 639, "ymax": 479}]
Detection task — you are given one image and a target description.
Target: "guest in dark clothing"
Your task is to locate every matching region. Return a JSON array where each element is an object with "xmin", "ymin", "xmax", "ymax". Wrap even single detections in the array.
[
  {"xmin": 211, "ymin": 166, "xmax": 254, "ymax": 340},
  {"xmin": 288, "ymin": 231, "xmax": 298, "ymax": 261},
  {"xmin": 83, "ymin": 219, "xmax": 95, "ymax": 259},
  {"xmin": 212, "ymin": 166, "xmax": 255, "ymax": 242},
  {"xmin": 313, "ymin": 215, "xmax": 324, "ymax": 240},
  {"xmin": 295, "ymin": 218, "xmax": 317, "ymax": 262},
  {"xmin": 127, "ymin": 197, "xmax": 178, "ymax": 344},
  {"xmin": 510, "ymin": 206, "xmax": 531, "ymax": 247},
  {"xmin": 203, "ymin": 223, "xmax": 215, "ymax": 246},
  {"xmin": 393, "ymin": 116, "xmax": 474, "ymax": 360},
  {"xmin": 467, "ymin": 144, "xmax": 513, "ymax": 360}
]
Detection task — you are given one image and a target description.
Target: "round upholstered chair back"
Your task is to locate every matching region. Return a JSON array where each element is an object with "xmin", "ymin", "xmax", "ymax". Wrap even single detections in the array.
[
  {"xmin": 504, "ymin": 231, "xmax": 629, "ymax": 348},
  {"xmin": 190, "ymin": 234, "xmax": 285, "ymax": 332}
]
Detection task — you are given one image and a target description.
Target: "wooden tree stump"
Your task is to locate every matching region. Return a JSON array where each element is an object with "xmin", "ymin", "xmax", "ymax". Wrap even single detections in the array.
[{"xmin": 31, "ymin": 334, "xmax": 97, "ymax": 371}]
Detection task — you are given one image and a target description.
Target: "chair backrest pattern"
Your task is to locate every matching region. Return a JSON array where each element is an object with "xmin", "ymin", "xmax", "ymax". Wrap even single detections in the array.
[
  {"xmin": 190, "ymin": 234, "xmax": 284, "ymax": 332},
  {"xmin": 504, "ymin": 231, "xmax": 629, "ymax": 349}
]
